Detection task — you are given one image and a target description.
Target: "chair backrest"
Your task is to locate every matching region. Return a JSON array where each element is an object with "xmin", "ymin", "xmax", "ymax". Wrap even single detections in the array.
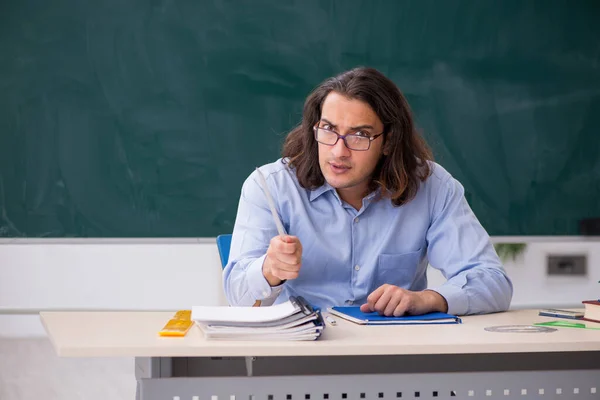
[
  {"xmin": 216, "ymin": 234, "xmax": 232, "ymax": 269},
  {"xmin": 217, "ymin": 233, "xmax": 262, "ymax": 307}
]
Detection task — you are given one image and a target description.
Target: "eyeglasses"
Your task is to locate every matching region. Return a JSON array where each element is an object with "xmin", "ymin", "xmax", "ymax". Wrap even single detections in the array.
[{"xmin": 313, "ymin": 126, "xmax": 384, "ymax": 151}]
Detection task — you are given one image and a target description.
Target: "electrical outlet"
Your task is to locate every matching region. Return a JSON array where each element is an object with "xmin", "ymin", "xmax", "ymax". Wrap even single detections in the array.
[{"xmin": 547, "ymin": 254, "xmax": 587, "ymax": 276}]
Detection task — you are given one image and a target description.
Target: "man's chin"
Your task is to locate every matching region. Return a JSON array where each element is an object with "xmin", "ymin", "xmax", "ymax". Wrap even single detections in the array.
[{"xmin": 324, "ymin": 176, "xmax": 352, "ymax": 190}]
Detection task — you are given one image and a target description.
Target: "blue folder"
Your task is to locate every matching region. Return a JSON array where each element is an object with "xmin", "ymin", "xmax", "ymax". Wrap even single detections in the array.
[{"xmin": 329, "ymin": 306, "xmax": 462, "ymax": 325}]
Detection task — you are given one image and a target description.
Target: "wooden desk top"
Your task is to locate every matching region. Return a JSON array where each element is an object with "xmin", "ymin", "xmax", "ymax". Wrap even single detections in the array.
[{"xmin": 40, "ymin": 309, "xmax": 600, "ymax": 357}]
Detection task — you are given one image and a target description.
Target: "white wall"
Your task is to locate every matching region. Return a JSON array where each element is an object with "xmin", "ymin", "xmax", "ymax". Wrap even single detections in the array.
[
  {"xmin": 1, "ymin": 237, "xmax": 599, "ymax": 337},
  {"xmin": 495, "ymin": 239, "xmax": 599, "ymax": 309},
  {"xmin": 427, "ymin": 237, "xmax": 599, "ymax": 309},
  {"xmin": 0, "ymin": 239, "xmax": 227, "ymax": 337}
]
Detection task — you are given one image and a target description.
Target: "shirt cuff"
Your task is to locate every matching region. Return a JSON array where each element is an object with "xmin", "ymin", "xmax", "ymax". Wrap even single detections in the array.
[
  {"xmin": 246, "ymin": 254, "xmax": 285, "ymax": 301},
  {"xmin": 428, "ymin": 284, "xmax": 468, "ymax": 316}
]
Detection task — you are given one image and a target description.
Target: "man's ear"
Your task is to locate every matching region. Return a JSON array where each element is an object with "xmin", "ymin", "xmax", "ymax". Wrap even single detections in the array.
[
  {"xmin": 382, "ymin": 141, "xmax": 391, "ymax": 156},
  {"xmin": 381, "ymin": 131, "xmax": 390, "ymax": 156}
]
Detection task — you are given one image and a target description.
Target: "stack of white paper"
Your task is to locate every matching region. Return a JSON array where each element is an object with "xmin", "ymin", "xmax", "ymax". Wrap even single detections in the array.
[{"xmin": 191, "ymin": 298, "xmax": 325, "ymax": 341}]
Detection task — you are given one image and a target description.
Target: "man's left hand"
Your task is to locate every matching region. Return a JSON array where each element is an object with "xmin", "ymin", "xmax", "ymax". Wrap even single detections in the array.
[{"xmin": 360, "ymin": 284, "xmax": 448, "ymax": 316}]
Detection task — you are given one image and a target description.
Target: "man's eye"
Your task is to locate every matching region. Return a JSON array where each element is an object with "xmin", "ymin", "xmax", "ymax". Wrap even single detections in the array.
[
  {"xmin": 354, "ymin": 131, "xmax": 369, "ymax": 138},
  {"xmin": 322, "ymin": 124, "xmax": 333, "ymax": 130}
]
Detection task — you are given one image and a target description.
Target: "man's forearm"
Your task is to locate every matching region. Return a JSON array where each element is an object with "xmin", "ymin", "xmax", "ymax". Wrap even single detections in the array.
[
  {"xmin": 224, "ymin": 255, "xmax": 279, "ymax": 306},
  {"xmin": 431, "ymin": 268, "xmax": 513, "ymax": 315},
  {"xmin": 422, "ymin": 289, "xmax": 449, "ymax": 313}
]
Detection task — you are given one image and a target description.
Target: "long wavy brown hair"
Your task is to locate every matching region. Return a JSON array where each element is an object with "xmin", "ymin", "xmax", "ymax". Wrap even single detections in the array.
[{"xmin": 282, "ymin": 67, "xmax": 433, "ymax": 206}]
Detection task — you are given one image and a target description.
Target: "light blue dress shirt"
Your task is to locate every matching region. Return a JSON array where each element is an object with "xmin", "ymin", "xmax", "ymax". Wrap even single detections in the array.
[{"xmin": 223, "ymin": 158, "xmax": 513, "ymax": 315}]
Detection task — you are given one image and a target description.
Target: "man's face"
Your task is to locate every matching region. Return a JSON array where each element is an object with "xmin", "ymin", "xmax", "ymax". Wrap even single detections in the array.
[{"xmin": 317, "ymin": 92, "xmax": 385, "ymax": 204}]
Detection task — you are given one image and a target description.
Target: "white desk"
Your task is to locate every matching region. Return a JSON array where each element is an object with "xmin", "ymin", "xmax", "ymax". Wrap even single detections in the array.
[{"xmin": 41, "ymin": 310, "xmax": 600, "ymax": 400}]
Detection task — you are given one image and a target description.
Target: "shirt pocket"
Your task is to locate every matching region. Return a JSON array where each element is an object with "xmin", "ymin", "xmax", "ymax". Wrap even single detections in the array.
[{"xmin": 375, "ymin": 249, "xmax": 423, "ymax": 290}]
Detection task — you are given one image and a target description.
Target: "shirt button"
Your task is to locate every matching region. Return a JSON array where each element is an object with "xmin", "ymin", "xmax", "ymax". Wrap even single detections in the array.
[
  {"xmin": 346, "ymin": 300, "xmax": 354, "ymax": 305},
  {"xmin": 354, "ymin": 217, "xmax": 359, "ymax": 223},
  {"xmin": 354, "ymin": 265, "xmax": 360, "ymax": 271},
  {"xmin": 262, "ymin": 291, "xmax": 269, "ymax": 297}
]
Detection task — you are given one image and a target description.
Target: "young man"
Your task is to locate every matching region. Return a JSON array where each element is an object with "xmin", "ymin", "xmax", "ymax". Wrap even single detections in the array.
[{"xmin": 223, "ymin": 67, "xmax": 513, "ymax": 316}]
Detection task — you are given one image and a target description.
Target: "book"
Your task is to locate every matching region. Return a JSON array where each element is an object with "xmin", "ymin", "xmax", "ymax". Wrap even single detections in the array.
[
  {"xmin": 328, "ymin": 306, "xmax": 462, "ymax": 325},
  {"xmin": 538, "ymin": 308, "xmax": 584, "ymax": 320},
  {"xmin": 582, "ymin": 300, "xmax": 600, "ymax": 323},
  {"xmin": 191, "ymin": 296, "xmax": 325, "ymax": 340}
]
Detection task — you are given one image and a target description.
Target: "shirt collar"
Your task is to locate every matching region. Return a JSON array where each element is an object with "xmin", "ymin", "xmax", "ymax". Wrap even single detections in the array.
[
  {"xmin": 309, "ymin": 182, "xmax": 336, "ymax": 202},
  {"xmin": 309, "ymin": 183, "xmax": 383, "ymax": 205}
]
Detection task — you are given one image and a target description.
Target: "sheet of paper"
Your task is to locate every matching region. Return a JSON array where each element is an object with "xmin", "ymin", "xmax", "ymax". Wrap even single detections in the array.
[{"xmin": 192, "ymin": 300, "xmax": 298, "ymax": 323}]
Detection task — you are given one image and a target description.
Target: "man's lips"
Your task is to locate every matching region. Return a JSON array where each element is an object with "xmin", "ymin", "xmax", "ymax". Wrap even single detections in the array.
[
  {"xmin": 329, "ymin": 162, "xmax": 351, "ymax": 170},
  {"xmin": 328, "ymin": 162, "xmax": 352, "ymax": 175}
]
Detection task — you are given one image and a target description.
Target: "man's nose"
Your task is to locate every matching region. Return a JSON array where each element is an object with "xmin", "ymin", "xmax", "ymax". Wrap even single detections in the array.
[{"xmin": 331, "ymin": 137, "xmax": 351, "ymax": 158}]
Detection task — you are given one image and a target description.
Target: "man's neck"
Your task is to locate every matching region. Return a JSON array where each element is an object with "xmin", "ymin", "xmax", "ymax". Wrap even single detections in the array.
[{"xmin": 336, "ymin": 186, "xmax": 370, "ymax": 211}]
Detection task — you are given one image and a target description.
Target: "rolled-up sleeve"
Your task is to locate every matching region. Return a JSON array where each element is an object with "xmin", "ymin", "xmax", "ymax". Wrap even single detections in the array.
[
  {"xmin": 222, "ymin": 171, "xmax": 284, "ymax": 306},
  {"xmin": 426, "ymin": 176, "xmax": 513, "ymax": 315}
]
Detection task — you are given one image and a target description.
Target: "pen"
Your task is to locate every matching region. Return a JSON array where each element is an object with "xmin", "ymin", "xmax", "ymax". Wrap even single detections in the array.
[
  {"xmin": 255, "ymin": 167, "xmax": 286, "ymax": 236},
  {"xmin": 325, "ymin": 315, "xmax": 337, "ymax": 326}
]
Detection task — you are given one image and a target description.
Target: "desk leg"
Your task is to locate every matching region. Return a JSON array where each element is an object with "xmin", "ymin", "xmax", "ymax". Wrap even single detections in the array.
[
  {"xmin": 245, "ymin": 356, "xmax": 256, "ymax": 377},
  {"xmin": 135, "ymin": 357, "xmax": 173, "ymax": 400}
]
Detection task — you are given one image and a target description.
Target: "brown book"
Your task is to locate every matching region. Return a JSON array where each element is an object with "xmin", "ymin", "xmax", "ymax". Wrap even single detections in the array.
[{"xmin": 582, "ymin": 300, "xmax": 600, "ymax": 323}]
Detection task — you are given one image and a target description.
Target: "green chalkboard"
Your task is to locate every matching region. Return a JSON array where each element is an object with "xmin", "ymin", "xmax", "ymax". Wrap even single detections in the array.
[{"xmin": 1, "ymin": 0, "xmax": 599, "ymax": 237}]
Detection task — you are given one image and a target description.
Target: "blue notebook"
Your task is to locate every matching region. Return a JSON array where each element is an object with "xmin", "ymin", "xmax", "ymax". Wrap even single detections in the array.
[{"xmin": 328, "ymin": 306, "xmax": 462, "ymax": 325}]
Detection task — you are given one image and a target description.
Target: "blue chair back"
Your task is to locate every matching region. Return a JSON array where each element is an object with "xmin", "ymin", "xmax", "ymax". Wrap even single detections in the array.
[{"xmin": 216, "ymin": 234, "xmax": 232, "ymax": 269}]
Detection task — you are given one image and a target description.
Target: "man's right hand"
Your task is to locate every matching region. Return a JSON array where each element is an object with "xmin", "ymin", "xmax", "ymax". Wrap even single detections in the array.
[{"xmin": 262, "ymin": 235, "xmax": 302, "ymax": 286}]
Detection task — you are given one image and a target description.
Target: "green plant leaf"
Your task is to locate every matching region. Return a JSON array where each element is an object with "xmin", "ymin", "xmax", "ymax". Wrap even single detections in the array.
[{"xmin": 494, "ymin": 243, "xmax": 527, "ymax": 262}]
